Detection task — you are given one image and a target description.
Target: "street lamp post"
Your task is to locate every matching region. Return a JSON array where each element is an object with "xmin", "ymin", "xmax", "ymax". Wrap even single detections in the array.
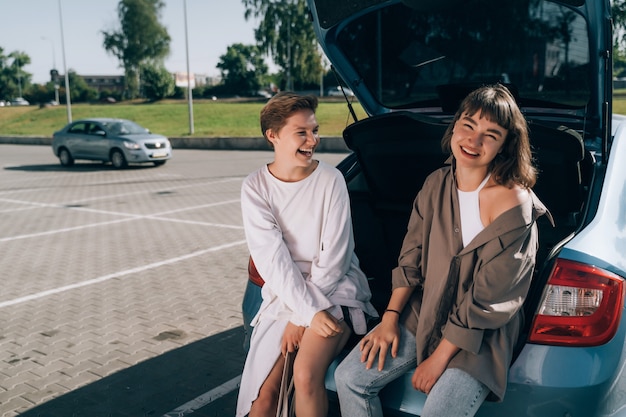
[
  {"xmin": 58, "ymin": 0, "xmax": 72, "ymax": 123},
  {"xmin": 183, "ymin": 0, "xmax": 194, "ymax": 135},
  {"xmin": 15, "ymin": 57, "xmax": 22, "ymax": 98}
]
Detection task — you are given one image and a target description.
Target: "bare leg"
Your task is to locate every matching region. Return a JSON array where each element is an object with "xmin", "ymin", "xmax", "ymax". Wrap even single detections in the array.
[
  {"xmin": 249, "ymin": 353, "xmax": 285, "ymax": 417},
  {"xmin": 293, "ymin": 321, "xmax": 352, "ymax": 417}
]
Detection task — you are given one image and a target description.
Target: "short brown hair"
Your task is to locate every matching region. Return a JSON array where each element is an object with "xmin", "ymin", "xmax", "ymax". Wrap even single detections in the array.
[
  {"xmin": 441, "ymin": 84, "xmax": 537, "ymax": 189},
  {"xmin": 260, "ymin": 92, "xmax": 318, "ymax": 142}
]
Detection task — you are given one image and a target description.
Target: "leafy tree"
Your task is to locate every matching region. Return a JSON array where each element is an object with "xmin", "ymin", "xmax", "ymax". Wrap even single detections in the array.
[
  {"xmin": 242, "ymin": 0, "xmax": 323, "ymax": 90},
  {"xmin": 55, "ymin": 71, "xmax": 98, "ymax": 103},
  {"xmin": 25, "ymin": 83, "xmax": 52, "ymax": 105},
  {"xmin": 216, "ymin": 43, "xmax": 268, "ymax": 95},
  {"xmin": 102, "ymin": 0, "xmax": 171, "ymax": 98},
  {"xmin": 141, "ymin": 64, "xmax": 175, "ymax": 100},
  {"xmin": 0, "ymin": 49, "xmax": 32, "ymax": 100}
]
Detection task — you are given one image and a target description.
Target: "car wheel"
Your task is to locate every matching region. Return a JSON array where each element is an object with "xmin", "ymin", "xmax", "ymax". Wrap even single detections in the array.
[
  {"xmin": 58, "ymin": 148, "xmax": 74, "ymax": 167},
  {"xmin": 110, "ymin": 149, "xmax": 128, "ymax": 169},
  {"xmin": 153, "ymin": 160, "xmax": 167, "ymax": 167}
]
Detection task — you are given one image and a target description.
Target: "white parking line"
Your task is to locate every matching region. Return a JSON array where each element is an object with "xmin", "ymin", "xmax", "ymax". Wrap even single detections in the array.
[
  {"xmin": 0, "ymin": 199, "xmax": 244, "ymax": 242},
  {"xmin": 163, "ymin": 374, "xmax": 242, "ymax": 416},
  {"xmin": 67, "ymin": 177, "xmax": 242, "ymax": 205},
  {"xmin": 0, "ymin": 239, "xmax": 247, "ymax": 309},
  {"xmin": 0, "ymin": 176, "xmax": 242, "ymax": 211}
]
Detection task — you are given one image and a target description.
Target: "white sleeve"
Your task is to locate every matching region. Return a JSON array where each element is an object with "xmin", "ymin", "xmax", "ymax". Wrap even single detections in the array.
[
  {"xmin": 308, "ymin": 173, "xmax": 353, "ymax": 295},
  {"xmin": 241, "ymin": 175, "xmax": 332, "ymax": 326}
]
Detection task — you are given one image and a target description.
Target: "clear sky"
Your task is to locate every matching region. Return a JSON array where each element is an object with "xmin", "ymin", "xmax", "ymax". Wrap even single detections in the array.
[{"xmin": 0, "ymin": 0, "xmax": 264, "ymax": 84}]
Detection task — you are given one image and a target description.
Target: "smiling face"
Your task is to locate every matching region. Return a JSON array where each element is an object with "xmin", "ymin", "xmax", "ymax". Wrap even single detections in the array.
[
  {"xmin": 266, "ymin": 108, "xmax": 320, "ymax": 179},
  {"xmin": 451, "ymin": 112, "xmax": 508, "ymax": 171}
]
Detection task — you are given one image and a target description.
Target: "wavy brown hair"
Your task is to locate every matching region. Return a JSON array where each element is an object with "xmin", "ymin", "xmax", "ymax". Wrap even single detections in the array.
[{"xmin": 441, "ymin": 84, "xmax": 537, "ymax": 189}]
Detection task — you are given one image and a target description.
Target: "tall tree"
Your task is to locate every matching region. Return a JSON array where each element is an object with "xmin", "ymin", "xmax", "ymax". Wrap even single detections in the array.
[
  {"xmin": 242, "ymin": 0, "xmax": 323, "ymax": 90},
  {"xmin": 102, "ymin": 0, "xmax": 171, "ymax": 98},
  {"xmin": 217, "ymin": 43, "xmax": 268, "ymax": 95}
]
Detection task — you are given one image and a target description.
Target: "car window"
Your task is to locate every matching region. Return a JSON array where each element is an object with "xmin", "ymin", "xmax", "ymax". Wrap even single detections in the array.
[
  {"xmin": 335, "ymin": 0, "xmax": 590, "ymax": 111},
  {"xmin": 67, "ymin": 123, "xmax": 87, "ymax": 134},
  {"xmin": 88, "ymin": 123, "xmax": 106, "ymax": 136}
]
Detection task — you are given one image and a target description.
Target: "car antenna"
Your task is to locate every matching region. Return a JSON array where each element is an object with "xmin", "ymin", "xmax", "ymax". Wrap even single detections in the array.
[{"xmin": 331, "ymin": 65, "xmax": 358, "ymax": 123}]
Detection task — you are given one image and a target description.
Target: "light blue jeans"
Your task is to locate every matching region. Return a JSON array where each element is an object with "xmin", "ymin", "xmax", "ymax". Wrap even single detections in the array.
[{"xmin": 334, "ymin": 324, "xmax": 489, "ymax": 417}]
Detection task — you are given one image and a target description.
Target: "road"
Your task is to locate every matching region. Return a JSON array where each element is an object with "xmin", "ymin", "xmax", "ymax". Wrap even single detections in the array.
[{"xmin": 0, "ymin": 145, "xmax": 347, "ymax": 417}]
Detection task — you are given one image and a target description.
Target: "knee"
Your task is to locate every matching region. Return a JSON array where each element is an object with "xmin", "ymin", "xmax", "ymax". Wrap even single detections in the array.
[{"xmin": 292, "ymin": 363, "xmax": 323, "ymax": 395}]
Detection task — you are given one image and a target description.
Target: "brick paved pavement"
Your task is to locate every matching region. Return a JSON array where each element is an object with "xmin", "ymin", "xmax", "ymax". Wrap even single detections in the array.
[{"xmin": 0, "ymin": 146, "xmax": 347, "ymax": 416}]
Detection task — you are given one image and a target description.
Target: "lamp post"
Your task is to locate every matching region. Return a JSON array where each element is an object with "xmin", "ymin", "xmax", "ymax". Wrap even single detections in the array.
[
  {"xmin": 58, "ymin": 0, "xmax": 72, "ymax": 123},
  {"xmin": 15, "ymin": 56, "xmax": 22, "ymax": 98},
  {"xmin": 41, "ymin": 36, "xmax": 60, "ymax": 104},
  {"xmin": 183, "ymin": 0, "xmax": 194, "ymax": 134}
]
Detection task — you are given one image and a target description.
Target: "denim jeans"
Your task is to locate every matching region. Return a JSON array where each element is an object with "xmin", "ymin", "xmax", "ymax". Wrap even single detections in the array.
[{"xmin": 334, "ymin": 324, "xmax": 489, "ymax": 417}]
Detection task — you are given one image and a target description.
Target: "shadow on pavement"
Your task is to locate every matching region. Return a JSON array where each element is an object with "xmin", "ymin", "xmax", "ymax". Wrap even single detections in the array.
[{"xmin": 20, "ymin": 327, "xmax": 246, "ymax": 417}]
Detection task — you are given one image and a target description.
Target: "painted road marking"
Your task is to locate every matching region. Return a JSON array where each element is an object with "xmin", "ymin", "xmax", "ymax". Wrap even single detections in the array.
[
  {"xmin": 163, "ymin": 374, "xmax": 242, "ymax": 416},
  {"xmin": 0, "ymin": 199, "xmax": 243, "ymax": 242},
  {"xmin": 0, "ymin": 240, "xmax": 246, "ymax": 309}
]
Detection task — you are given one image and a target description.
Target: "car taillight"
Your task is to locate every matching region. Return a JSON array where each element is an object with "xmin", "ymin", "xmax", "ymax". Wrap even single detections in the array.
[
  {"xmin": 529, "ymin": 259, "xmax": 625, "ymax": 347},
  {"xmin": 248, "ymin": 256, "xmax": 265, "ymax": 287}
]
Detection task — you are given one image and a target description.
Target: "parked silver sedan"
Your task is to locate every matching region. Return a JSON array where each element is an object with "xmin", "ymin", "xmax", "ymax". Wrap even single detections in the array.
[{"xmin": 52, "ymin": 118, "xmax": 172, "ymax": 168}]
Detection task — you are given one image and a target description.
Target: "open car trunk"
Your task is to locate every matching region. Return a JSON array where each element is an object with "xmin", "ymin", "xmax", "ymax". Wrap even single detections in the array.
[{"xmin": 340, "ymin": 110, "xmax": 596, "ymax": 341}]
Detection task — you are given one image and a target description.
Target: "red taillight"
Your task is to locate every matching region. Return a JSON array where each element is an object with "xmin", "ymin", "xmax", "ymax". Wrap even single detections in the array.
[
  {"xmin": 529, "ymin": 259, "xmax": 625, "ymax": 347},
  {"xmin": 248, "ymin": 256, "xmax": 265, "ymax": 287}
]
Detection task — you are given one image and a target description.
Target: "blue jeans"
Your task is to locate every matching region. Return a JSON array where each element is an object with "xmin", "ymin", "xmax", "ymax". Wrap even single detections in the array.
[{"xmin": 334, "ymin": 324, "xmax": 489, "ymax": 417}]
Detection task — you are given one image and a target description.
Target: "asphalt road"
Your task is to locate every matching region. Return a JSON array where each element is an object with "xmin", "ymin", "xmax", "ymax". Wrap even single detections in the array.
[{"xmin": 0, "ymin": 145, "xmax": 347, "ymax": 417}]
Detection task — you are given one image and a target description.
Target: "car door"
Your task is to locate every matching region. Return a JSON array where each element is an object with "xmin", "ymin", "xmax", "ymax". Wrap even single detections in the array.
[
  {"xmin": 64, "ymin": 122, "xmax": 90, "ymax": 158},
  {"xmin": 84, "ymin": 122, "xmax": 110, "ymax": 160}
]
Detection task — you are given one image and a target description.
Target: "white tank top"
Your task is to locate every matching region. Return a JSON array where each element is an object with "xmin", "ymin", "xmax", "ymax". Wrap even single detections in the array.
[{"xmin": 457, "ymin": 173, "xmax": 491, "ymax": 247}]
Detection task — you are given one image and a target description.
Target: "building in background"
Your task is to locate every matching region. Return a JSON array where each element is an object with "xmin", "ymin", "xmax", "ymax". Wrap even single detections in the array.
[{"xmin": 81, "ymin": 75, "xmax": 125, "ymax": 94}]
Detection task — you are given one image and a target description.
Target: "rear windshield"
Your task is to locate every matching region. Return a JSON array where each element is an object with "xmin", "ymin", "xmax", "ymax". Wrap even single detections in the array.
[{"xmin": 335, "ymin": 0, "xmax": 590, "ymax": 111}]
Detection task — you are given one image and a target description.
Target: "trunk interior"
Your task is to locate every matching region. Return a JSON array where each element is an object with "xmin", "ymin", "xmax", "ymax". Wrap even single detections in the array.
[{"xmin": 342, "ymin": 111, "xmax": 596, "ymax": 335}]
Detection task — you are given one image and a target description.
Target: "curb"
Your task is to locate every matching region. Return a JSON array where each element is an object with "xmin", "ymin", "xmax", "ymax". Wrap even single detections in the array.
[{"xmin": 0, "ymin": 136, "xmax": 350, "ymax": 153}]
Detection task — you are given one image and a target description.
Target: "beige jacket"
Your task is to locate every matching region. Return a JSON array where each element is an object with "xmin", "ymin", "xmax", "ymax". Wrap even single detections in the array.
[{"xmin": 392, "ymin": 163, "xmax": 550, "ymax": 401}]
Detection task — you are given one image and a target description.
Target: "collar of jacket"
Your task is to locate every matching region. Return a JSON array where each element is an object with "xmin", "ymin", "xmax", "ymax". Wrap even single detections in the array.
[{"xmin": 443, "ymin": 157, "xmax": 554, "ymax": 255}]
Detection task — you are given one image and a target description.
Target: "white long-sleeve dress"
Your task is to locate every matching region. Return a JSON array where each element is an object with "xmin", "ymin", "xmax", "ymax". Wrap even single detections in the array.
[{"xmin": 236, "ymin": 160, "xmax": 378, "ymax": 417}]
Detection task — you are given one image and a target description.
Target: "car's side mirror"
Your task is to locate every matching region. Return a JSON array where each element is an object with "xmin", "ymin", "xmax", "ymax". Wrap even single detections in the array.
[{"xmin": 93, "ymin": 130, "xmax": 106, "ymax": 137}]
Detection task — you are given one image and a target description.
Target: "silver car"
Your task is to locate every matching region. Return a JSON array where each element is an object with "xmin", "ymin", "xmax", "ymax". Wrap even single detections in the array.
[{"xmin": 52, "ymin": 118, "xmax": 172, "ymax": 168}]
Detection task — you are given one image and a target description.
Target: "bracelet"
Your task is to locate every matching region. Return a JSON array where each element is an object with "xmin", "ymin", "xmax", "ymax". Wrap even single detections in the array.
[{"xmin": 384, "ymin": 309, "xmax": 402, "ymax": 315}]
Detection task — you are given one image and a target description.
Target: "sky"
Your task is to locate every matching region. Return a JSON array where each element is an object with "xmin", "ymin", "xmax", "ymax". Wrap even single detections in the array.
[{"xmin": 0, "ymin": 0, "xmax": 265, "ymax": 84}]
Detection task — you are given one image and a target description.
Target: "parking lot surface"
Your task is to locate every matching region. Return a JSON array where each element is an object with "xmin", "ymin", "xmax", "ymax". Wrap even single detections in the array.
[{"xmin": 0, "ymin": 145, "xmax": 347, "ymax": 416}]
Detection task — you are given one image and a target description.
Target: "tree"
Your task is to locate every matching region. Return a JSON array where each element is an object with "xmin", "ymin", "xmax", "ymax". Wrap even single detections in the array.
[
  {"xmin": 0, "ymin": 49, "xmax": 32, "ymax": 100},
  {"xmin": 25, "ymin": 83, "xmax": 52, "ymax": 105},
  {"xmin": 141, "ymin": 64, "xmax": 175, "ymax": 100},
  {"xmin": 58, "ymin": 71, "xmax": 98, "ymax": 103},
  {"xmin": 242, "ymin": 0, "xmax": 323, "ymax": 90},
  {"xmin": 217, "ymin": 43, "xmax": 268, "ymax": 96},
  {"xmin": 102, "ymin": 0, "xmax": 171, "ymax": 98}
]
